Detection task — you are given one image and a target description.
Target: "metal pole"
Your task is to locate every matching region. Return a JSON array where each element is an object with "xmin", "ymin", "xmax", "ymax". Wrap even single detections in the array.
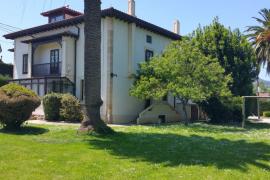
[
  {"xmin": 257, "ymin": 77, "xmax": 261, "ymax": 121},
  {"xmin": 242, "ymin": 97, "xmax": 246, "ymax": 128},
  {"xmin": 257, "ymin": 97, "xmax": 261, "ymax": 121}
]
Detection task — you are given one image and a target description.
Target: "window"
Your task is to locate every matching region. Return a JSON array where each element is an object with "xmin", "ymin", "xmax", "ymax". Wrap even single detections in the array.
[
  {"xmin": 22, "ymin": 54, "xmax": 28, "ymax": 74},
  {"xmin": 146, "ymin": 35, "xmax": 152, "ymax": 44},
  {"xmin": 145, "ymin": 49, "xmax": 154, "ymax": 61},
  {"xmin": 49, "ymin": 15, "xmax": 64, "ymax": 23},
  {"xmin": 50, "ymin": 49, "xmax": 60, "ymax": 74},
  {"xmin": 81, "ymin": 79, "xmax": 84, "ymax": 101}
]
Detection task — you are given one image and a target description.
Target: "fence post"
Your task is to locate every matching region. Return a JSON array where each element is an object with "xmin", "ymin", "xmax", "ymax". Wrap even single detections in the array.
[{"xmin": 242, "ymin": 97, "xmax": 246, "ymax": 128}]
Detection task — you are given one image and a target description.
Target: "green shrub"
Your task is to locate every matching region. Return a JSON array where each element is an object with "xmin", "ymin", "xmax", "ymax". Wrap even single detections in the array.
[
  {"xmin": 60, "ymin": 94, "xmax": 83, "ymax": 122},
  {"xmin": 0, "ymin": 83, "xmax": 40, "ymax": 129},
  {"xmin": 260, "ymin": 101, "xmax": 270, "ymax": 115},
  {"xmin": 43, "ymin": 93, "xmax": 83, "ymax": 122},
  {"xmin": 200, "ymin": 96, "xmax": 242, "ymax": 123},
  {"xmin": 263, "ymin": 111, "xmax": 270, "ymax": 117},
  {"xmin": 0, "ymin": 62, "xmax": 13, "ymax": 77},
  {"xmin": 43, "ymin": 93, "xmax": 62, "ymax": 121},
  {"xmin": 0, "ymin": 75, "xmax": 10, "ymax": 87}
]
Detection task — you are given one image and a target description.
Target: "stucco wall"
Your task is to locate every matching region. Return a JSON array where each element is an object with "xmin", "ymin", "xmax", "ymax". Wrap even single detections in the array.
[
  {"xmin": 34, "ymin": 42, "xmax": 62, "ymax": 65},
  {"xmin": 137, "ymin": 101, "xmax": 181, "ymax": 124},
  {"xmin": 14, "ymin": 37, "xmax": 31, "ymax": 79},
  {"xmin": 62, "ymin": 36, "xmax": 75, "ymax": 81},
  {"xmin": 110, "ymin": 19, "xmax": 173, "ymax": 124}
]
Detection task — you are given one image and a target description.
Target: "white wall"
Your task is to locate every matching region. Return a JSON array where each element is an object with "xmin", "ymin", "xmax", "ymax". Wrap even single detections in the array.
[
  {"xmin": 110, "ymin": 18, "xmax": 173, "ymax": 124},
  {"xmin": 75, "ymin": 23, "xmax": 85, "ymax": 100},
  {"xmin": 62, "ymin": 36, "xmax": 75, "ymax": 81},
  {"xmin": 34, "ymin": 42, "xmax": 61, "ymax": 65},
  {"xmin": 14, "ymin": 37, "xmax": 31, "ymax": 79}
]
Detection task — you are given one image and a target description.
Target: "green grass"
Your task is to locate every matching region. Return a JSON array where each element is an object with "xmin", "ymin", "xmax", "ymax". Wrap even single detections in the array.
[{"xmin": 0, "ymin": 122, "xmax": 270, "ymax": 180}]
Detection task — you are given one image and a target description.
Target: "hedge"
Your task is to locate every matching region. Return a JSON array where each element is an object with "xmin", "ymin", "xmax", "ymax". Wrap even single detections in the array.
[
  {"xmin": 0, "ymin": 83, "xmax": 40, "ymax": 129},
  {"xmin": 60, "ymin": 94, "xmax": 83, "ymax": 122},
  {"xmin": 263, "ymin": 111, "xmax": 270, "ymax": 117},
  {"xmin": 43, "ymin": 93, "xmax": 83, "ymax": 122},
  {"xmin": 0, "ymin": 62, "xmax": 13, "ymax": 77},
  {"xmin": 0, "ymin": 75, "xmax": 10, "ymax": 87},
  {"xmin": 43, "ymin": 93, "xmax": 62, "ymax": 121}
]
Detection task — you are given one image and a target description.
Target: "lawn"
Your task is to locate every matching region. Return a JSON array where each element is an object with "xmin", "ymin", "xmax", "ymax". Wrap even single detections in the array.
[{"xmin": 0, "ymin": 122, "xmax": 270, "ymax": 180}]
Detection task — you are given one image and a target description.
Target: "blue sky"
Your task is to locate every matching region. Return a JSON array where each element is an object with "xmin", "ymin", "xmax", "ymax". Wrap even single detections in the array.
[{"xmin": 0, "ymin": 0, "xmax": 270, "ymax": 79}]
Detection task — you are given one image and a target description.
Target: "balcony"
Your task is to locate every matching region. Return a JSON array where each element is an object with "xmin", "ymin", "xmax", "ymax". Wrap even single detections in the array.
[
  {"xmin": 32, "ymin": 62, "xmax": 62, "ymax": 77},
  {"xmin": 9, "ymin": 76, "xmax": 75, "ymax": 96}
]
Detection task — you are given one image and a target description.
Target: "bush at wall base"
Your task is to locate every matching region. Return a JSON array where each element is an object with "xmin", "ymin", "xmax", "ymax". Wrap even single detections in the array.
[
  {"xmin": 263, "ymin": 111, "xmax": 270, "ymax": 118},
  {"xmin": 0, "ymin": 75, "xmax": 10, "ymax": 87},
  {"xmin": 59, "ymin": 94, "xmax": 83, "ymax": 122},
  {"xmin": 43, "ymin": 93, "xmax": 83, "ymax": 123},
  {"xmin": 0, "ymin": 83, "xmax": 41, "ymax": 130},
  {"xmin": 43, "ymin": 93, "xmax": 62, "ymax": 121}
]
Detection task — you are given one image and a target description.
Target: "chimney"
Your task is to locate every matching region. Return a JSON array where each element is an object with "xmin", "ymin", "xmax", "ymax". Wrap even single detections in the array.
[
  {"xmin": 173, "ymin": 20, "xmax": 180, "ymax": 35},
  {"xmin": 128, "ymin": 0, "xmax": 136, "ymax": 16}
]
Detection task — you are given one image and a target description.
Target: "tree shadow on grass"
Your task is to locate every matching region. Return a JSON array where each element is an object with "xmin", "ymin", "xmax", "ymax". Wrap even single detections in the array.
[
  {"xmin": 245, "ymin": 121, "xmax": 270, "ymax": 130},
  {"xmin": 88, "ymin": 132, "xmax": 270, "ymax": 171},
  {"xmin": 0, "ymin": 126, "xmax": 49, "ymax": 135},
  {"xmin": 157, "ymin": 122, "xmax": 270, "ymax": 134}
]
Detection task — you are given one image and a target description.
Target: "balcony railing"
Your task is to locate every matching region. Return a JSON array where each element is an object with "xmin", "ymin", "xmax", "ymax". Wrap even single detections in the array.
[
  {"xmin": 32, "ymin": 62, "xmax": 62, "ymax": 77},
  {"xmin": 9, "ymin": 76, "xmax": 75, "ymax": 96}
]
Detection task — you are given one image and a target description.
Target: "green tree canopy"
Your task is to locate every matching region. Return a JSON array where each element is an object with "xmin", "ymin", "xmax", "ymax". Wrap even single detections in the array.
[
  {"xmin": 190, "ymin": 18, "xmax": 257, "ymax": 123},
  {"xmin": 191, "ymin": 18, "xmax": 257, "ymax": 96},
  {"xmin": 130, "ymin": 40, "xmax": 231, "ymax": 125}
]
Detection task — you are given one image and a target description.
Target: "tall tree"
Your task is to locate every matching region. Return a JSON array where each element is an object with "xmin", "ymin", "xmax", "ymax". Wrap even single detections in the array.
[
  {"xmin": 191, "ymin": 18, "xmax": 257, "ymax": 123},
  {"xmin": 83, "ymin": 0, "xmax": 113, "ymax": 134},
  {"xmin": 247, "ymin": 9, "xmax": 270, "ymax": 72},
  {"xmin": 130, "ymin": 40, "xmax": 231, "ymax": 125}
]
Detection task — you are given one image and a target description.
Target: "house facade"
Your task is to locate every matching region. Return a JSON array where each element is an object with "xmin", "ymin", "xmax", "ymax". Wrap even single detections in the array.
[{"xmin": 4, "ymin": 2, "xmax": 185, "ymax": 124}]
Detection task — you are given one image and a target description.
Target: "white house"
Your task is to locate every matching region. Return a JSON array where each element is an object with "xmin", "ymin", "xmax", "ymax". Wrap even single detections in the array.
[{"xmin": 4, "ymin": 1, "xmax": 199, "ymax": 124}]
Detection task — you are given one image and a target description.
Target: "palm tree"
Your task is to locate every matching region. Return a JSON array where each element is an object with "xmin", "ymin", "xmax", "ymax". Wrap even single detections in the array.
[
  {"xmin": 247, "ymin": 8, "xmax": 270, "ymax": 72},
  {"xmin": 83, "ymin": 0, "xmax": 113, "ymax": 134},
  {"xmin": 247, "ymin": 9, "xmax": 270, "ymax": 120}
]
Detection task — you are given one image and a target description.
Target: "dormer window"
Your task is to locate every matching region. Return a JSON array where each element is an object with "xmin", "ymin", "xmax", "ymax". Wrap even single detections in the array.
[
  {"xmin": 49, "ymin": 15, "xmax": 64, "ymax": 23},
  {"xmin": 41, "ymin": 6, "xmax": 82, "ymax": 24}
]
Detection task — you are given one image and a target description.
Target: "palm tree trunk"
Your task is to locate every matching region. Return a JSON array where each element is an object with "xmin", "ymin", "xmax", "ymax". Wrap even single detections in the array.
[{"xmin": 83, "ymin": 0, "xmax": 113, "ymax": 134}]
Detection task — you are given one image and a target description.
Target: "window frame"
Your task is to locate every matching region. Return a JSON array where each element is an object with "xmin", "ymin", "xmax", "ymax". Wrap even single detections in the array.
[
  {"xmin": 22, "ymin": 54, "xmax": 28, "ymax": 74},
  {"xmin": 145, "ymin": 49, "xmax": 154, "ymax": 62},
  {"xmin": 50, "ymin": 49, "xmax": 60, "ymax": 74},
  {"xmin": 49, "ymin": 15, "xmax": 64, "ymax": 23},
  {"xmin": 146, "ymin": 35, "xmax": 152, "ymax": 44}
]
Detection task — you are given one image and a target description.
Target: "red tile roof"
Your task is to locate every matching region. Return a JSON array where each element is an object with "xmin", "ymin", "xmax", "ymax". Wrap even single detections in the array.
[
  {"xmin": 41, "ymin": 6, "xmax": 82, "ymax": 17},
  {"xmin": 4, "ymin": 8, "xmax": 181, "ymax": 40},
  {"xmin": 21, "ymin": 32, "xmax": 79, "ymax": 44}
]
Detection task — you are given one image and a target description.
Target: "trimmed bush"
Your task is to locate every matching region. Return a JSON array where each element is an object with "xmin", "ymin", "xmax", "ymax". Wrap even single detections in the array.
[
  {"xmin": 260, "ymin": 101, "xmax": 270, "ymax": 115},
  {"xmin": 0, "ymin": 75, "xmax": 10, "ymax": 87},
  {"xmin": 43, "ymin": 93, "xmax": 62, "ymax": 121},
  {"xmin": 200, "ymin": 96, "xmax": 242, "ymax": 124},
  {"xmin": 0, "ymin": 83, "xmax": 40, "ymax": 129},
  {"xmin": 60, "ymin": 94, "xmax": 83, "ymax": 122},
  {"xmin": 0, "ymin": 62, "xmax": 13, "ymax": 77},
  {"xmin": 43, "ymin": 93, "xmax": 83, "ymax": 122},
  {"xmin": 263, "ymin": 111, "xmax": 270, "ymax": 117}
]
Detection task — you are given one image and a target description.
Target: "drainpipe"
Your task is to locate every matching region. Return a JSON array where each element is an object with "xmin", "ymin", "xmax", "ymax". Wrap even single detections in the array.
[{"xmin": 74, "ymin": 25, "xmax": 80, "ymax": 96}]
